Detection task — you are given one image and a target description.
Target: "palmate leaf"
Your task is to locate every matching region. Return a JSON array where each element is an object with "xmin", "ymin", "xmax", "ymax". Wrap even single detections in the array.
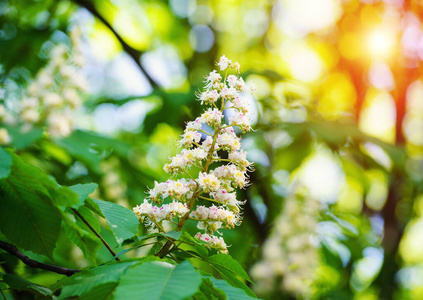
[
  {"xmin": 0, "ymin": 152, "xmax": 63, "ymax": 259},
  {"xmin": 113, "ymin": 260, "xmax": 202, "ymax": 300},
  {"xmin": 92, "ymin": 199, "xmax": 139, "ymax": 245}
]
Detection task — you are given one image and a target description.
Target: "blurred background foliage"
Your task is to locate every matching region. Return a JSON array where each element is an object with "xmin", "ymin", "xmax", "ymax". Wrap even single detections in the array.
[{"xmin": 1, "ymin": 0, "xmax": 423, "ymax": 299}]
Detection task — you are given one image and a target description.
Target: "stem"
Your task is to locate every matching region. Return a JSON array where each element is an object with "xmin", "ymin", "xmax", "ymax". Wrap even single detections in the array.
[
  {"xmin": 183, "ymin": 169, "xmax": 198, "ymax": 183},
  {"xmin": 71, "ymin": 208, "xmax": 121, "ymax": 262},
  {"xmin": 203, "ymin": 125, "xmax": 220, "ymax": 173},
  {"xmin": 188, "ymin": 217, "xmax": 221, "ymax": 222},
  {"xmin": 0, "ymin": 241, "xmax": 80, "ymax": 276},
  {"xmin": 212, "ymin": 158, "xmax": 232, "ymax": 163},
  {"xmin": 156, "ymin": 185, "xmax": 202, "ymax": 258},
  {"xmin": 148, "ymin": 217, "xmax": 166, "ymax": 233},
  {"xmin": 72, "ymin": 0, "xmax": 158, "ymax": 88},
  {"xmin": 197, "ymin": 129, "xmax": 213, "ymax": 136},
  {"xmin": 0, "ymin": 287, "xmax": 6, "ymax": 300},
  {"xmin": 221, "ymin": 70, "xmax": 229, "ymax": 111},
  {"xmin": 198, "ymin": 195, "xmax": 224, "ymax": 205}
]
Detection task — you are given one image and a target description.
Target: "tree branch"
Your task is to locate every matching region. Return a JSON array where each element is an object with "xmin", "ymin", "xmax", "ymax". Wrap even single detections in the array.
[
  {"xmin": 72, "ymin": 0, "xmax": 159, "ymax": 89},
  {"xmin": 71, "ymin": 208, "xmax": 121, "ymax": 262},
  {"xmin": 0, "ymin": 241, "xmax": 80, "ymax": 277}
]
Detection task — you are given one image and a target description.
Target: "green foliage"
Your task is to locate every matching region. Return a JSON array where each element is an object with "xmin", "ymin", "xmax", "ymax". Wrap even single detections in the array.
[
  {"xmin": 0, "ymin": 151, "xmax": 66, "ymax": 259},
  {"xmin": 69, "ymin": 183, "xmax": 98, "ymax": 208},
  {"xmin": 0, "ymin": 147, "xmax": 12, "ymax": 179},
  {"xmin": 3, "ymin": 1, "xmax": 421, "ymax": 299},
  {"xmin": 92, "ymin": 199, "xmax": 139, "ymax": 245},
  {"xmin": 59, "ymin": 261, "xmax": 140, "ymax": 299},
  {"xmin": 55, "ymin": 130, "xmax": 131, "ymax": 174},
  {"xmin": 1, "ymin": 273, "xmax": 53, "ymax": 297},
  {"xmin": 2, "ymin": 125, "xmax": 43, "ymax": 150},
  {"xmin": 201, "ymin": 255, "xmax": 256, "ymax": 298},
  {"xmin": 62, "ymin": 211, "xmax": 101, "ymax": 263},
  {"xmin": 208, "ymin": 277, "xmax": 257, "ymax": 300},
  {"xmin": 114, "ymin": 260, "xmax": 202, "ymax": 300}
]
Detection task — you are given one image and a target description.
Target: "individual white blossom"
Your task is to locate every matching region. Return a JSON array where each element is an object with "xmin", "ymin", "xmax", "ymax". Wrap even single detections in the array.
[
  {"xmin": 21, "ymin": 97, "xmax": 39, "ymax": 109},
  {"xmin": 197, "ymin": 90, "xmax": 220, "ymax": 105},
  {"xmin": 0, "ymin": 128, "xmax": 11, "ymax": 145},
  {"xmin": 44, "ymin": 92, "xmax": 63, "ymax": 107},
  {"xmin": 195, "ymin": 233, "xmax": 228, "ymax": 254},
  {"xmin": 227, "ymin": 75, "xmax": 238, "ymax": 88},
  {"xmin": 229, "ymin": 112, "xmax": 252, "ymax": 132},
  {"xmin": 198, "ymin": 172, "xmax": 221, "ymax": 192},
  {"xmin": 179, "ymin": 130, "xmax": 202, "ymax": 148},
  {"xmin": 47, "ymin": 112, "xmax": 73, "ymax": 138},
  {"xmin": 204, "ymin": 70, "xmax": 222, "ymax": 90},
  {"xmin": 200, "ymin": 108, "xmax": 223, "ymax": 126},
  {"xmin": 133, "ymin": 55, "xmax": 254, "ymax": 253},
  {"xmin": 217, "ymin": 55, "xmax": 231, "ymax": 71},
  {"xmin": 21, "ymin": 109, "xmax": 40, "ymax": 123},
  {"xmin": 186, "ymin": 118, "xmax": 203, "ymax": 131}
]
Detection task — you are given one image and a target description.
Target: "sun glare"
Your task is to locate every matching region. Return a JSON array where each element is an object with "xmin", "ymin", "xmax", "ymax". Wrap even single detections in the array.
[{"xmin": 366, "ymin": 27, "xmax": 397, "ymax": 59}]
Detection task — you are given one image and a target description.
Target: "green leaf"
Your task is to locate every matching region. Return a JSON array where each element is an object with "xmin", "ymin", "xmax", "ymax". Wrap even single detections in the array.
[
  {"xmin": 0, "ymin": 152, "xmax": 62, "ymax": 259},
  {"xmin": 69, "ymin": 183, "xmax": 98, "ymax": 208},
  {"xmin": 93, "ymin": 199, "xmax": 139, "ymax": 245},
  {"xmin": 0, "ymin": 147, "xmax": 11, "ymax": 179},
  {"xmin": 60, "ymin": 261, "xmax": 139, "ymax": 299},
  {"xmin": 1, "ymin": 273, "xmax": 52, "ymax": 297},
  {"xmin": 207, "ymin": 254, "xmax": 252, "ymax": 283},
  {"xmin": 196, "ymin": 277, "xmax": 226, "ymax": 300},
  {"xmin": 52, "ymin": 185, "xmax": 79, "ymax": 207},
  {"xmin": 55, "ymin": 130, "xmax": 131, "ymax": 174},
  {"xmin": 210, "ymin": 277, "xmax": 257, "ymax": 300},
  {"xmin": 179, "ymin": 231, "xmax": 209, "ymax": 258},
  {"xmin": 3, "ymin": 124, "xmax": 43, "ymax": 150},
  {"xmin": 72, "ymin": 206, "xmax": 101, "ymax": 234},
  {"xmin": 79, "ymin": 282, "xmax": 118, "ymax": 300},
  {"xmin": 113, "ymin": 260, "xmax": 202, "ymax": 300},
  {"xmin": 164, "ymin": 231, "xmax": 182, "ymax": 240},
  {"xmin": 85, "ymin": 197, "xmax": 104, "ymax": 216},
  {"xmin": 62, "ymin": 212, "xmax": 101, "ymax": 263},
  {"xmin": 203, "ymin": 255, "xmax": 256, "ymax": 298}
]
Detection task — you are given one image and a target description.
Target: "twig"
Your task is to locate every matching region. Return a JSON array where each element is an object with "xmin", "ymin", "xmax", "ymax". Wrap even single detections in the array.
[
  {"xmin": 72, "ymin": 0, "xmax": 159, "ymax": 89},
  {"xmin": 0, "ymin": 241, "xmax": 80, "ymax": 277},
  {"xmin": 0, "ymin": 286, "xmax": 6, "ymax": 300},
  {"xmin": 71, "ymin": 208, "xmax": 121, "ymax": 262}
]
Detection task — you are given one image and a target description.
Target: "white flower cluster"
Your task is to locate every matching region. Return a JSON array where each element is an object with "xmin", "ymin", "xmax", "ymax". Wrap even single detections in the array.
[
  {"xmin": 251, "ymin": 194, "xmax": 320, "ymax": 298},
  {"xmin": 133, "ymin": 56, "xmax": 254, "ymax": 254},
  {"xmin": 0, "ymin": 28, "xmax": 86, "ymax": 145}
]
